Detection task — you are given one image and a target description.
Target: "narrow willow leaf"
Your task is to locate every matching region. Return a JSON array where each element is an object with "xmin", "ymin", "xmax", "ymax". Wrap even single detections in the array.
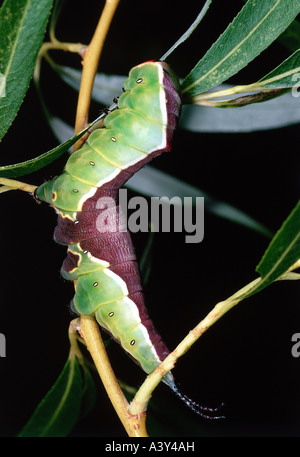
[
  {"xmin": 255, "ymin": 200, "xmax": 300, "ymax": 287},
  {"xmin": 18, "ymin": 356, "xmax": 82, "ymax": 437},
  {"xmin": 52, "ymin": 63, "xmax": 124, "ymax": 106},
  {"xmin": 179, "ymin": 88, "xmax": 300, "ymax": 133},
  {"xmin": 257, "ymin": 49, "xmax": 300, "ymax": 89},
  {"xmin": 241, "ymin": 0, "xmax": 300, "ymax": 52},
  {"xmin": 80, "ymin": 363, "xmax": 97, "ymax": 419},
  {"xmin": 0, "ymin": 0, "xmax": 53, "ymax": 141},
  {"xmin": 181, "ymin": 0, "xmax": 300, "ymax": 99},
  {"xmin": 0, "ymin": 118, "xmax": 99, "ymax": 178},
  {"xmin": 197, "ymin": 88, "xmax": 288, "ymax": 108},
  {"xmin": 235, "ymin": 201, "xmax": 300, "ymax": 300},
  {"xmin": 160, "ymin": 0, "xmax": 212, "ymax": 61},
  {"xmin": 192, "ymin": 50, "xmax": 300, "ymax": 106}
]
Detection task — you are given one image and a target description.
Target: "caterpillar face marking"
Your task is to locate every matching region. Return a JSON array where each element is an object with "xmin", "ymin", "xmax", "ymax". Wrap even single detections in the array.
[{"xmin": 36, "ymin": 61, "xmax": 181, "ymax": 386}]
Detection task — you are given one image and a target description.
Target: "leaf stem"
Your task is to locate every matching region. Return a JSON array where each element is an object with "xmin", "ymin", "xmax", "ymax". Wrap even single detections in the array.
[
  {"xmin": 73, "ymin": 0, "xmax": 121, "ymax": 147},
  {"xmin": 0, "ymin": 177, "xmax": 37, "ymax": 193}
]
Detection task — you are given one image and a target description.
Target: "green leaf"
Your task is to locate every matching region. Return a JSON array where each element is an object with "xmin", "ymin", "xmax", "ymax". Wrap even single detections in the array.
[
  {"xmin": 18, "ymin": 355, "xmax": 82, "ymax": 437},
  {"xmin": 160, "ymin": 0, "xmax": 212, "ymax": 61},
  {"xmin": 179, "ymin": 87, "xmax": 300, "ymax": 133},
  {"xmin": 0, "ymin": 0, "xmax": 53, "ymax": 141},
  {"xmin": 241, "ymin": 0, "xmax": 300, "ymax": 52},
  {"xmin": 255, "ymin": 200, "xmax": 300, "ymax": 287},
  {"xmin": 0, "ymin": 118, "xmax": 98, "ymax": 178},
  {"xmin": 52, "ymin": 63, "xmax": 124, "ymax": 106},
  {"xmin": 257, "ymin": 49, "xmax": 300, "ymax": 89},
  {"xmin": 198, "ymin": 88, "xmax": 288, "ymax": 108},
  {"xmin": 80, "ymin": 363, "xmax": 97, "ymax": 419},
  {"xmin": 181, "ymin": 0, "xmax": 300, "ymax": 100}
]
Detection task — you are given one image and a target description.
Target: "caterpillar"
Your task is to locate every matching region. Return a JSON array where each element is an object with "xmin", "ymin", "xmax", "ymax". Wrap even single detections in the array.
[{"xmin": 35, "ymin": 60, "xmax": 223, "ymax": 419}]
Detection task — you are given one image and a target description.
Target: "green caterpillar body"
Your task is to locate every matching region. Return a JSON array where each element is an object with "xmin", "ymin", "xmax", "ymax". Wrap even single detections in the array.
[{"xmin": 36, "ymin": 61, "xmax": 181, "ymax": 387}]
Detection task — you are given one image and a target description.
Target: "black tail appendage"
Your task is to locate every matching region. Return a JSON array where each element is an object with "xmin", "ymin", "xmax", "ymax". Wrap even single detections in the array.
[{"xmin": 170, "ymin": 383, "xmax": 225, "ymax": 420}]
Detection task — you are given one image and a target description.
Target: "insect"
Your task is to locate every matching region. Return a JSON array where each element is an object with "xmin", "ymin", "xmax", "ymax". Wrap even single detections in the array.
[{"xmin": 35, "ymin": 60, "xmax": 223, "ymax": 419}]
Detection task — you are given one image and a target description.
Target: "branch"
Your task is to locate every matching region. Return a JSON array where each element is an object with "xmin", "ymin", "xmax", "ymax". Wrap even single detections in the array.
[
  {"xmin": 129, "ymin": 261, "xmax": 300, "ymax": 415},
  {"xmin": 79, "ymin": 316, "xmax": 148, "ymax": 437},
  {"xmin": 73, "ymin": 0, "xmax": 120, "ymax": 149},
  {"xmin": 0, "ymin": 177, "xmax": 37, "ymax": 193}
]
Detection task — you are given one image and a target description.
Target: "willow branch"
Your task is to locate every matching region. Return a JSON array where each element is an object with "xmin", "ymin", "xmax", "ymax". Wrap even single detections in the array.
[
  {"xmin": 73, "ymin": 0, "xmax": 120, "ymax": 149},
  {"xmin": 129, "ymin": 262, "xmax": 300, "ymax": 415},
  {"xmin": 79, "ymin": 315, "xmax": 147, "ymax": 437},
  {"xmin": 0, "ymin": 177, "xmax": 37, "ymax": 194}
]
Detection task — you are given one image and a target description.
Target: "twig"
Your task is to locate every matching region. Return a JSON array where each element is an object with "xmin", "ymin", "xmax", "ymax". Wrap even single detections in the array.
[
  {"xmin": 0, "ymin": 177, "xmax": 37, "ymax": 194},
  {"xmin": 129, "ymin": 262, "xmax": 300, "ymax": 415},
  {"xmin": 73, "ymin": 0, "xmax": 120, "ymax": 150},
  {"xmin": 79, "ymin": 316, "xmax": 148, "ymax": 437}
]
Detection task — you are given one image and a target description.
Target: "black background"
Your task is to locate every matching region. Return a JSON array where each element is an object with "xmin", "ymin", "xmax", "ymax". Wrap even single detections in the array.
[{"xmin": 0, "ymin": 0, "xmax": 299, "ymax": 437}]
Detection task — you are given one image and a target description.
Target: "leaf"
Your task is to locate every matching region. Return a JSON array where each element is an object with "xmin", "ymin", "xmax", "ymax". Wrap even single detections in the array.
[
  {"xmin": 80, "ymin": 363, "xmax": 97, "ymax": 419},
  {"xmin": 181, "ymin": 0, "xmax": 300, "ymax": 99},
  {"xmin": 197, "ymin": 88, "xmax": 288, "ymax": 108},
  {"xmin": 241, "ymin": 0, "xmax": 300, "ymax": 52},
  {"xmin": 52, "ymin": 63, "xmax": 125, "ymax": 106},
  {"xmin": 257, "ymin": 49, "xmax": 300, "ymax": 89},
  {"xmin": 179, "ymin": 88, "xmax": 300, "ymax": 133},
  {"xmin": 18, "ymin": 355, "xmax": 82, "ymax": 437},
  {"xmin": 160, "ymin": 0, "xmax": 212, "ymax": 61},
  {"xmin": 232, "ymin": 201, "xmax": 300, "ymax": 301},
  {"xmin": 0, "ymin": 117, "xmax": 99, "ymax": 178},
  {"xmin": 0, "ymin": 0, "xmax": 53, "ymax": 141},
  {"xmin": 255, "ymin": 200, "xmax": 300, "ymax": 288}
]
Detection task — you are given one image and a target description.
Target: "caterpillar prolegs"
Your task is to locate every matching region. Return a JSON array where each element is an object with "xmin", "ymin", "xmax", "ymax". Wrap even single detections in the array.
[{"xmin": 36, "ymin": 61, "xmax": 223, "ymax": 419}]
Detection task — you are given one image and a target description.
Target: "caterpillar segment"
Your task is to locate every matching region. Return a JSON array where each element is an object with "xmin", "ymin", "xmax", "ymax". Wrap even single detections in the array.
[{"xmin": 36, "ymin": 61, "xmax": 181, "ymax": 388}]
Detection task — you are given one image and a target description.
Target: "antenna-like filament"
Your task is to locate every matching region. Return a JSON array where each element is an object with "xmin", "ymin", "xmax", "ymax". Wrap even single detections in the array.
[{"xmin": 171, "ymin": 384, "xmax": 225, "ymax": 420}]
